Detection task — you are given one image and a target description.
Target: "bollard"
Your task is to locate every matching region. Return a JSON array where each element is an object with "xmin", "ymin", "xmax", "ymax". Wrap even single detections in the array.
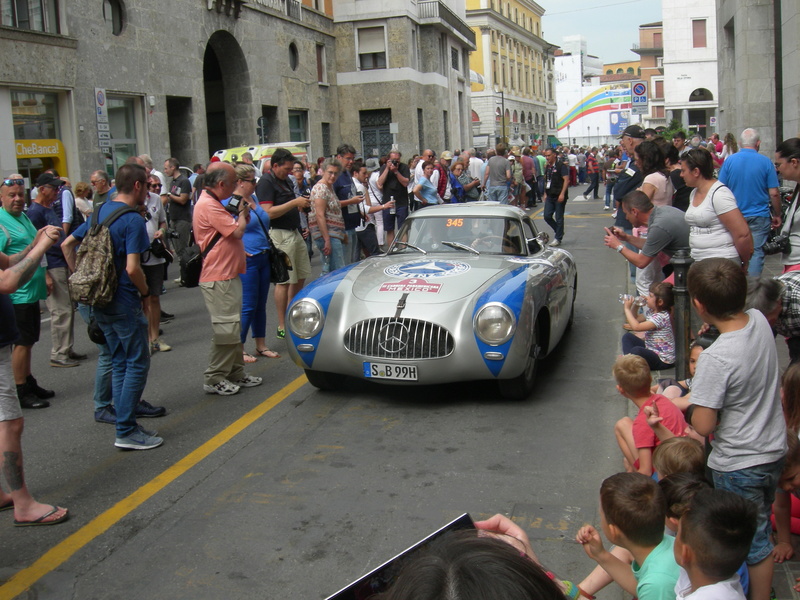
[{"xmin": 670, "ymin": 249, "xmax": 694, "ymax": 380}]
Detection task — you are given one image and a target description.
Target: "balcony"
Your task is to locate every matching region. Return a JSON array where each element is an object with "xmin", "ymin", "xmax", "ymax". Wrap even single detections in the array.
[
  {"xmin": 418, "ymin": 0, "xmax": 477, "ymax": 49},
  {"xmin": 631, "ymin": 41, "xmax": 663, "ymax": 56},
  {"xmin": 243, "ymin": 0, "xmax": 303, "ymax": 21}
]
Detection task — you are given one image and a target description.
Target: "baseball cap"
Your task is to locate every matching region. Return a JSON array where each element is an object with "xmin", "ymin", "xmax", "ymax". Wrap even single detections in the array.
[
  {"xmin": 365, "ymin": 158, "xmax": 380, "ymax": 173},
  {"xmin": 440, "ymin": 151, "xmax": 453, "ymax": 161},
  {"xmin": 618, "ymin": 125, "xmax": 645, "ymax": 140},
  {"xmin": 35, "ymin": 173, "xmax": 64, "ymax": 188}
]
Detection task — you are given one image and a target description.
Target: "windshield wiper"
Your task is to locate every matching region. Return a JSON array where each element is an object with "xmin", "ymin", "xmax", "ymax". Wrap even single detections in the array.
[
  {"xmin": 441, "ymin": 240, "xmax": 480, "ymax": 255},
  {"xmin": 392, "ymin": 241, "xmax": 427, "ymax": 255}
]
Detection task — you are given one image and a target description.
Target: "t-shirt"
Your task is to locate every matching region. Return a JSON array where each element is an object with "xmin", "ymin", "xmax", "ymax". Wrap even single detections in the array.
[
  {"xmin": 544, "ymin": 161, "xmax": 569, "ymax": 198},
  {"xmin": 0, "ymin": 208, "xmax": 47, "ymax": 304},
  {"xmin": 168, "ymin": 173, "xmax": 193, "ymax": 222},
  {"xmin": 718, "ymin": 148, "xmax": 779, "ymax": 218},
  {"xmin": 192, "ymin": 191, "xmax": 245, "ymax": 283},
  {"xmin": 632, "ymin": 393, "xmax": 686, "ymax": 451},
  {"xmin": 256, "ymin": 171, "xmax": 300, "ymax": 231},
  {"xmin": 71, "ymin": 200, "xmax": 150, "ymax": 309},
  {"xmin": 220, "ymin": 197, "xmax": 271, "ymax": 256},
  {"xmin": 674, "ymin": 568, "xmax": 745, "ymax": 600},
  {"xmin": 642, "ymin": 206, "xmax": 690, "ymax": 258},
  {"xmin": 691, "ymin": 309, "xmax": 787, "ymax": 472},
  {"xmin": 520, "ymin": 154, "xmax": 534, "ymax": 180},
  {"xmin": 632, "ymin": 536, "xmax": 680, "ymax": 600},
  {"xmin": 684, "ymin": 181, "xmax": 740, "ymax": 262},
  {"xmin": 614, "ymin": 163, "xmax": 641, "ymax": 229},
  {"xmin": 308, "ymin": 181, "xmax": 345, "ymax": 242},
  {"xmin": 643, "ymin": 172, "xmax": 674, "ymax": 207},
  {"xmin": 25, "ymin": 201, "xmax": 68, "ymax": 270},
  {"xmin": 486, "ymin": 155, "xmax": 511, "ymax": 187},
  {"xmin": 334, "ymin": 171, "xmax": 361, "ymax": 230},
  {"xmin": 645, "ymin": 311, "xmax": 675, "ymax": 364},
  {"xmin": 378, "ymin": 162, "xmax": 410, "ymax": 207},
  {"xmin": 142, "ymin": 192, "xmax": 167, "ymax": 267}
]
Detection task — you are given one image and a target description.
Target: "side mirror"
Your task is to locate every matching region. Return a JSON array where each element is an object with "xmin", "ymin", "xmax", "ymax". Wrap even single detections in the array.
[{"xmin": 536, "ymin": 231, "xmax": 549, "ymax": 246}]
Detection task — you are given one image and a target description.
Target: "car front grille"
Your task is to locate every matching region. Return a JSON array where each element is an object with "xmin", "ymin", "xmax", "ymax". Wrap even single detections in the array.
[{"xmin": 344, "ymin": 317, "xmax": 455, "ymax": 360}]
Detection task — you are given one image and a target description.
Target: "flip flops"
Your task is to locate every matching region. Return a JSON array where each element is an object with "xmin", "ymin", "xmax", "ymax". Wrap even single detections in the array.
[
  {"xmin": 243, "ymin": 352, "xmax": 258, "ymax": 364},
  {"xmin": 255, "ymin": 348, "xmax": 280, "ymax": 359},
  {"xmin": 0, "ymin": 500, "xmax": 13, "ymax": 512},
  {"xmin": 14, "ymin": 505, "xmax": 69, "ymax": 527}
]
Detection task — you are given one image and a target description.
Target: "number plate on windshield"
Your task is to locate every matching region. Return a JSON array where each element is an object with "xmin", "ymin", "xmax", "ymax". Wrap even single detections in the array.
[{"xmin": 363, "ymin": 362, "xmax": 418, "ymax": 381}]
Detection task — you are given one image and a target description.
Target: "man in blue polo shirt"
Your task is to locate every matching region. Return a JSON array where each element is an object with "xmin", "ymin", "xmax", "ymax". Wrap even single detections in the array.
[
  {"xmin": 333, "ymin": 143, "xmax": 366, "ymax": 264},
  {"xmin": 718, "ymin": 127, "xmax": 781, "ymax": 277}
]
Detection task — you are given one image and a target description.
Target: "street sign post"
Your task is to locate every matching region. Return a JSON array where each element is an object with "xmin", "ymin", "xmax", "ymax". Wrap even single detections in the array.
[
  {"xmin": 631, "ymin": 82, "xmax": 648, "ymax": 116},
  {"xmin": 256, "ymin": 116, "xmax": 268, "ymax": 144}
]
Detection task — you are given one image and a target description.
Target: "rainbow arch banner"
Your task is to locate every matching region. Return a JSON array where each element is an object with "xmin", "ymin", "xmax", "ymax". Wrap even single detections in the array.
[{"xmin": 558, "ymin": 84, "xmax": 631, "ymax": 131}]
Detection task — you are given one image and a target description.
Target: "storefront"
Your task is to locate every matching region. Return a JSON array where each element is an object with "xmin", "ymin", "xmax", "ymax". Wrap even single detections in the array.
[{"xmin": 11, "ymin": 90, "xmax": 68, "ymax": 186}]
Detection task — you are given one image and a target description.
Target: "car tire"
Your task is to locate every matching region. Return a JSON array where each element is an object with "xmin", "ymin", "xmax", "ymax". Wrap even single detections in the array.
[
  {"xmin": 304, "ymin": 370, "xmax": 345, "ymax": 391},
  {"xmin": 566, "ymin": 274, "xmax": 577, "ymax": 331},
  {"xmin": 498, "ymin": 320, "xmax": 540, "ymax": 400}
]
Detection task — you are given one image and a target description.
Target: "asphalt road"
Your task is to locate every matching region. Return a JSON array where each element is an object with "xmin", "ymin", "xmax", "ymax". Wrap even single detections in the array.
[{"xmin": 1, "ymin": 189, "xmax": 641, "ymax": 600}]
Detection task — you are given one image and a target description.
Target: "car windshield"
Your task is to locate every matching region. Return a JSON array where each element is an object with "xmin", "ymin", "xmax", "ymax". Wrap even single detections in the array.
[{"xmin": 389, "ymin": 216, "xmax": 525, "ymax": 256}]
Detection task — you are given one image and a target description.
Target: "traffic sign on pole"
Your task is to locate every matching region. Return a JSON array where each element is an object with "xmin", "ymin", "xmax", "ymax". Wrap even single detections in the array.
[{"xmin": 631, "ymin": 82, "xmax": 648, "ymax": 109}]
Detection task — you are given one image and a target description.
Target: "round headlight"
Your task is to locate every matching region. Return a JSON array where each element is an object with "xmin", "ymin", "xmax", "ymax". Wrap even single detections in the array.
[
  {"xmin": 288, "ymin": 299, "xmax": 324, "ymax": 339},
  {"xmin": 474, "ymin": 303, "xmax": 516, "ymax": 345}
]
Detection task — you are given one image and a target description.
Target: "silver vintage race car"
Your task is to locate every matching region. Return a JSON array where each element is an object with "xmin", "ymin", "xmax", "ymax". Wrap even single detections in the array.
[{"xmin": 285, "ymin": 202, "xmax": 577, "ymax": 399}]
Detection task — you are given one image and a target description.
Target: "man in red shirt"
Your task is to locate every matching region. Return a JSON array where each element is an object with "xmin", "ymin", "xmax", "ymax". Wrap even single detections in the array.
[{"xmin": 583, "ymin": 148, "xmax": 601, "ymax": 200}]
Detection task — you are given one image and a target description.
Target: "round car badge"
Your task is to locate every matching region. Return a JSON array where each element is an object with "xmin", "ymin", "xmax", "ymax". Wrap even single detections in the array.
[{"xmin": 384, "ymin": 259, "xmax": 471, "ymax": 279}]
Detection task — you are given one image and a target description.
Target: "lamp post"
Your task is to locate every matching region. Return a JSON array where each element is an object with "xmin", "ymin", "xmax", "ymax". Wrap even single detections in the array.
[
  {"xmin": 597, "ymin": 126, "xmax": 600, "ymax": 147},
  {"xmin": 495, "ymin": 85, "xmax": 506, "ymax": 145}
]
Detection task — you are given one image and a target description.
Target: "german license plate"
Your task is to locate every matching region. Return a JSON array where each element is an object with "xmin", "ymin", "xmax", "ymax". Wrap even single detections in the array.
[{"xmin": 363, "ymin": 362, "xmax": 418, "ymax": 381}]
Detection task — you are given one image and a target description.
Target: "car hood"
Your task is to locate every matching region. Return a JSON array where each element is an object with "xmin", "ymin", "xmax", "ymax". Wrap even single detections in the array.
[{"xmin": 350, "ymin": 254, "xmax": 526, "ymax": 304}]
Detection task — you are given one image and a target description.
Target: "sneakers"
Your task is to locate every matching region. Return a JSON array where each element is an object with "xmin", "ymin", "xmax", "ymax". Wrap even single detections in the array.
[
  {"xmin": 159, "ymin": 310, "xmax": 174, "ymax": 324},
  {"xmin": 204, "ymin": 379, "xmax": 240, "ymax": 396},
  {"xmin": 137, "ymin": 423, "xmax": 158, "ymax": 437},
  {"xmin": 136, "ymin": 399, "xmax": 167, "ymax": 418},
  {"xmin": 26, "ymin": 375, "xmax": 55, "ymax": 399},
  {"xmin": 50, "ymin": 357, "xmax": 79, "ymax": 368},
  {"xmin": 603, "ymin": 206, "xmax": 610, "ymax": 211},
  {"xmin": 234, "ymin": 374, "xmax": 263, "ymax": 388},
  {"xmin": 94, "ymin": 405, "xmax": 117, "ymax": 424},
  {"xmin": 173, "ymin": 277, "xmax": 182, "ymax": 284},
  {"xmin": 611, "ymin": 210, "xmax": 618, "ymax": 218},
  {"xmin": 115, "ymin": 429, "xmax": 163, "ymax": 450},
  {"xmin": 150, "ymin": 338, "xmax": 172, "ymax": 353},
  {"xmin": 17, "ymin": 383, "xmax": 49, "ymax": 409},
  {"xmin": 276, "ymin": 327, "xmax": 286, "ymax": 339},
  {"xmin": 68, "ymin": 351, "xmax": 88, "ymax": 360},
  {"xmin": 550, "ymin": 239, "xmax": 561, "ymax": 247}
]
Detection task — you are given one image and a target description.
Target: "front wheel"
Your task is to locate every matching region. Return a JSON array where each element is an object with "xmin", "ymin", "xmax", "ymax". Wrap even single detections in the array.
[
  {"xmin": 497, "ymin": 321, "xmax": 540, "ymax": 400},
  {"xmin": 304, "ymin": 370, "xmax": 345, "ymax": 391}
]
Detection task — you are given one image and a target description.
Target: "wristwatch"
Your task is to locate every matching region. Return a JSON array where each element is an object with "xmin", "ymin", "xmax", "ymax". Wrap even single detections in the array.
[{"xmin": 616, "ymin": 245, "xmax": 624, "ymax": 253}]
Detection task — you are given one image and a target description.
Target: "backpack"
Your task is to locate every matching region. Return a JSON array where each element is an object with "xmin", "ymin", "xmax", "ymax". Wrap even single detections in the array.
[
  {"xmin": 68, "ymin": 204, "xmax": 139, "ymax": 307},
  {"xmin": 53, "ymin": 187, "xmax": 85, "ymax": 234}
]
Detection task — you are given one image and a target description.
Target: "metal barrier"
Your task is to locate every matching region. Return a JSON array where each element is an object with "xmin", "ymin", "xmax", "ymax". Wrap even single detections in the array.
[{"xmin": 670, "ymin": 249, "xmax": 694, "ymax": 380}]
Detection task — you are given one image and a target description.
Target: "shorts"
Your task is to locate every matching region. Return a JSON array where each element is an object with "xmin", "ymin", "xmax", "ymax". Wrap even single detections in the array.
[
  {"xmin": 712, "ymin": 459, "xmax": 784, "ymax": 564},
  {"xmin": 12, "ymin": 302, "xmax": 41, "ymax": 346},
  {"xmin": 142, "ymin": 263, "xmax": 165, "ymax": 297},
  {"xmin": 0, "ymin": 346, "xmax": 23, "ymax": 421},
  {"xmin": 270, "ymin": 228, "xmax": 312, "ymax": 285},
  {"xmin": 382, "ymin": 206, "xmax": 409, "ymax": 232}
]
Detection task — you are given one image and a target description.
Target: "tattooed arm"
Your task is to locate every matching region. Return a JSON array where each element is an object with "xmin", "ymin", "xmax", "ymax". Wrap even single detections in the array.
[{"xmin": 0, "ymin": 226, "xmax": 60, "ymax": 295}]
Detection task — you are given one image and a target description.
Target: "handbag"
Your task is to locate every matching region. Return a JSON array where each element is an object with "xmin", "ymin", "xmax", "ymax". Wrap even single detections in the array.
[
  {"xmin": 251, "ymin": 208, "xmax": 293, "ymax": 284},
  {"xmin": 180, "ymin": 232, "xmax": 222, "ymax": 288}
]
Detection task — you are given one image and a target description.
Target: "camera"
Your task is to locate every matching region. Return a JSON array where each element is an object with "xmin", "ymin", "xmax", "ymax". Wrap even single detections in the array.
[
  {"xmin": 391, "ymin": 160, "xmax": 399, "ymax": 166},
  {"xmin": 226, "ymin": 194, "xmax": 243, "ymax": 215},
  {"xmin": 763, "ymin": 232, "xmax": 791, "ymax": 255}
]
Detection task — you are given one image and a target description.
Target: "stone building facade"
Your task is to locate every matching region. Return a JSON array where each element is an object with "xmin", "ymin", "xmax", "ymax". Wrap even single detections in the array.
[
  {"xmin": 0, "ymin": 0, "xmax": 475, "ymax": 186},
  {"xmin": 716, "ymin": 0, "xmax": 799, "ymax": 152}
]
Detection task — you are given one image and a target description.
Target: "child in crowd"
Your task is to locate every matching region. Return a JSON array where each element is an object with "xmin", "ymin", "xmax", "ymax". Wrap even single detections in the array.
[
  {"xmin": 686, "ymin": 258, "xmax": 787, "ymax": 600},
  {"xmin": 673, "ymin": 488, "xmax": 756, "ymax": 599},
  {"xmin": 576, "ymin": 472, "xmax": 679, "ymax": 599},
  {"xmin": 613, "ymin": 355, "xmax": 687, "ymax": 475},
  {"xmin": 621, "ymin": 281, "xmax": 675, "ymax": 371},
  {"xmin": 652, "ymin": 437, "xmax": 705, "ymax": 480},
  {"xmin": 772, "ymin": 433, "xmax": 800, "ymax": 565},
  {"xmin": 652, "ymin": 330, "xmax": 718, "ymax": 412}
]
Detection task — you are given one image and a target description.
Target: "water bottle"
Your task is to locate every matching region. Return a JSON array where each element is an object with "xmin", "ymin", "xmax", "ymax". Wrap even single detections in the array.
[
  {"xmin": 619, "ymin": 294, "xmax": 647, "ymax": 307},
  {"xmin": 389, "ymin": 195, "xmax": 396, "ymax": 215}
]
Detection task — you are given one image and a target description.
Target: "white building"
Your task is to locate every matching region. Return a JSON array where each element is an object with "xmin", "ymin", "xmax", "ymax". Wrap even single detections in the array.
[{"xmin": 662, "ymin": 0, "xmax": 718, "ymax": 135}]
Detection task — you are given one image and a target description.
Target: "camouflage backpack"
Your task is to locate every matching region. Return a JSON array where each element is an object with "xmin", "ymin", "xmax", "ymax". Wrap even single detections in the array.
[{"xmin": 68, "ymin": 204, "xmax": 138, "ymax": 307}]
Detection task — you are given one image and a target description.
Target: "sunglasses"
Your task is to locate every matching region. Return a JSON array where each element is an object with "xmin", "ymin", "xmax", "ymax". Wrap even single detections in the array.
[
  {"xmin": 148, "ymin": 183, "xmax": 162, "ymax": 189},
  {"xmin": 239, "ymin": 178, "xmax": 256, "ymax": 184},
  {"xmin": 2, "ymin": 178, "xmax": 24, "ymax": 187}
]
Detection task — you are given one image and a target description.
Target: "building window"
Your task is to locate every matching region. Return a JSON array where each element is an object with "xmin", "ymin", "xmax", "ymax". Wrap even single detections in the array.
[
  {"xmin": 288, "ymin": 109, "xmax": 307, "ymax": 142},
  {"xmin": 654, "ymin": 80, "xmax": 664, "ymax": 98},
  {"xmin": 105, "ymin": 95, "xmax": 140, "ymax": 173},
  {"xmin": 451, "ymin": 46, "xmax": 459, "ymax": 70},
  {"xmin": 692, "ymin": 19, "xmax": 706, "ymax": 48},
  {"xmin": 316, "ymin": 44, "xmax": 327, "ymax": 83},
  {"xmin": 289, "ymin": 42, "xmax": 299, "ymax": 71},
  {"xmin": 653, "ymin": 106, "xmax": 665, "ymax": 119},
  {"xmin": 412, "ymin": 28, "xmax": 419, "ymax": 70},
  {"xmin": 11, "ymin": 90, "xmax": 59, "ymax": 139},
  {"xmin": 626, "ymin": 67, "xmax": 634, "ymax": 74},
  {"xmin": 321, "ymin": 122, "xmax": 331, "ymax": 157},
  {"xmin": 657, "ymin": 56, "xmax": 663, "ymax": 68},
  {"xmin": 1, "ymin": 0, "xmax": 60, "ymax": 33},
  {"xmin": 653, "ymin": 32, "xmax": 662, "ymax": 47},
  {"xmin": 357, "ymin": 26, "xmax": 386, "ymax": 70},
  {"xmin": 102, "ymin": 0, "xmax": 123, "ymax": 35}
]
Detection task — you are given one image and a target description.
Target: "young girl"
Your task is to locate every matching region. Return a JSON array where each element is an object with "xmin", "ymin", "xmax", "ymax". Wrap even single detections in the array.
[
  {"xmin": 621, "ymin": 281, "xmax": 675, "ymax": 371},
  {"xmin": 652, "ymin": 329, "xmax": 719, "ymax": 412},
  {"xmin": 772, "ymin": 364, "xmax": 800, "ymax": 565}
]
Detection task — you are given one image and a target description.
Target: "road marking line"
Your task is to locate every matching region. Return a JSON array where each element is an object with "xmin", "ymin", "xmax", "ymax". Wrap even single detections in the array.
[{"xmin": 0, "ymin": 375, "xmax": 307, "ymax": 600}]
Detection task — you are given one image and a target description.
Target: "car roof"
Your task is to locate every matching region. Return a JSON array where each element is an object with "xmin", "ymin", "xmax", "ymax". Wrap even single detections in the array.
[{"xmin": 409, "ymin": 202, "xmax": 527, "ymax": 219}]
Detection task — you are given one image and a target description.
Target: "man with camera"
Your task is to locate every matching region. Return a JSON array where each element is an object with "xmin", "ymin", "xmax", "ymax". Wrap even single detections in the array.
[
  {"xmin": 193, "ymin": 162, "xmax": 262, "ymax": 396},
  {"xmin": 377, "ymin": 150, "xmax": 410, "ymax": 246}
]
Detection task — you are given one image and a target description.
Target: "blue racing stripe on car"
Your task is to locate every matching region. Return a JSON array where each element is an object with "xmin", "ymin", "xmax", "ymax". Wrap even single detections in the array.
[
  {"xmin": 289, "ymin": 263, "xmax": 360, "ymax": 368},
  {"xmin": 473, "ymin": 265, "xmax": 528, "ymax": 377}
]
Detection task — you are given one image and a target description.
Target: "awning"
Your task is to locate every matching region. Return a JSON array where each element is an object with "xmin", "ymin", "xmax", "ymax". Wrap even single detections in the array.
[{"xmin": 547, "ymin": 136, "xmax": 562, "ymax": 147}]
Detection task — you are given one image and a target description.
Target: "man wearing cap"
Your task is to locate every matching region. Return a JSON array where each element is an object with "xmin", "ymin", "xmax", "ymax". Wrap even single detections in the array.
[
  {"xmin": 27, "ymin": 173, "xmax": 86, "ymax": 369},
  {"xmin": 431, "ymin": 151, "xmax": 454, "ymax": 203},
  {"xmin": 377, "ymin": 150, "xmax": 410, "ymax": 246},
  {"xmin": 612, "ymin": 126, "xmax": 646, "ymax": 276},
  {"xmin": 0, "ymin": 176, "xmax": 55, "ymax": 408}
]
